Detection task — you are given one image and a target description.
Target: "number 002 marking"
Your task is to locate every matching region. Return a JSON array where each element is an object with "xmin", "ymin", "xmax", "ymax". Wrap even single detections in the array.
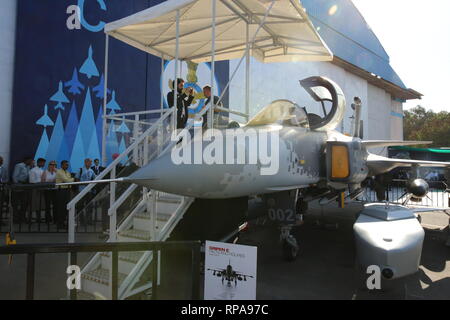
[{"xmin": 268, "ymin": 209, "xmax": 295, "ymax": 222}]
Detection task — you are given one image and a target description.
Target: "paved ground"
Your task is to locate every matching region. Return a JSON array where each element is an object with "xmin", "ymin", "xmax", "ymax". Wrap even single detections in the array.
[
  {"xmin": 238, "ymin": 211, "xmax": 450, "ymax": 300},
  {"xmin": 0, "ymin": 211, "xmax": 448, "ymax": 300}
]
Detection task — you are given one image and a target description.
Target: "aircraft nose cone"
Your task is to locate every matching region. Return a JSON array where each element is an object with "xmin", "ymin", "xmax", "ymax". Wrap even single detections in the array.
[
  {"xmin": 128, "ymin": 153, "xmax": 170, "ymax": 182},
  {"xmin": 127, "ymin": 151, "xmax": 200, "ymax": 196}
]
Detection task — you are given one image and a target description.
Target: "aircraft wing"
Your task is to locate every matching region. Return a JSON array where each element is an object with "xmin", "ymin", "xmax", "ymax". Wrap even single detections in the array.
[
  {"xmin": 367, "ymin": 154, "xmax": 450, "ymax": 175},
  {"xmin": 207, "ymin": 268, "xmax": 225, "ymax": 273},
  {"xmin": 411, "ymin": 207, "xmax": 450, "ymax": 213},
  {"xmin": 235, "ymin": 272, "xmax": 254, "ymax": 278},
  {"xmin": 362, "ymin": 140, "xmax": 432, "ymax": 149}
]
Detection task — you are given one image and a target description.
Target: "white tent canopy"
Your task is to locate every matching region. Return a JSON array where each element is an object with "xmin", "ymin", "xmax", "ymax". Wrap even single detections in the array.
[{"xmin": 104, "ymin": 0, "xmax": 333, "ymax": 63}]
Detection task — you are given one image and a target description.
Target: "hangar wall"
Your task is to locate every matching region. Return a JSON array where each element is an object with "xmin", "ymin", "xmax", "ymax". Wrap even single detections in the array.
[
  {"xmin": 367, "ymin": 83, "xmax": 393, "ymax": 155},
  {"xmin": 390, "ymin": 100, "xmax": 404, "ymax": 140},
  {"xmin": 8, "ymin": 0, "xmax": 228, "ymax": 172},
  {"xmin": 0, "ymin": 0, "xmax": 17, "ymax": 167}
]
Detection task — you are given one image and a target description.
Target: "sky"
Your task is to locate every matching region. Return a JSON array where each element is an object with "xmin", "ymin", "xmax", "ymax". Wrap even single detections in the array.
[{"xmin": 352, "ymin": 0, "xmax": 450, "ymax": 112}]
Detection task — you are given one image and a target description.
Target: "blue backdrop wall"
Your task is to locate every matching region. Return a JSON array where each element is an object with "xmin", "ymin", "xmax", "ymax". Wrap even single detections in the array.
[{"xmin": 11, "ymin": 0, "xmax": 229, "ymax": 172}]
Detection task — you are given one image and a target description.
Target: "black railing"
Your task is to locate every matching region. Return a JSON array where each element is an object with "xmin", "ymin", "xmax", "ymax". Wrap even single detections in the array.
[
  {"xmin": 0, "ymin": 183, "xmax": 106, "ymax": 234},
  {"xmin": 364, "ymin": 179, "xmax": 450, "ymax": 207},
  {"xmin": 0, "ymin": 183, "xmax": 6, "ymax": 227},
  {"xmin": 0, "ymin": 241, "xmax": 201, "ymax": 300}
]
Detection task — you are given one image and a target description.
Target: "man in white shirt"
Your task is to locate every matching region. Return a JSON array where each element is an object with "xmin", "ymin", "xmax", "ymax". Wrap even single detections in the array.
[
  {"xmin": 29, "ymin": 158, "xmax": 46, "ymax": 184},
  {"xmin": 29, "ymin": 158, "xmax": 46, "ymax": 223}
]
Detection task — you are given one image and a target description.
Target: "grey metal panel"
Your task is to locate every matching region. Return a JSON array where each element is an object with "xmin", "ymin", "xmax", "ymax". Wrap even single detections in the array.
[
  {"xmin": 354, "ymin": 207, "xmax": 425, "ymax": 279},
  {"xmin": 361, "ymin": 204, "xmax": 416, "ymax": 221}
]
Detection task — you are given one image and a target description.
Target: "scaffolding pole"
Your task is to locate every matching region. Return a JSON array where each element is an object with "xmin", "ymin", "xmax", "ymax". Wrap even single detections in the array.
[
  {"xmin": 161, "ymin": 54, "xmax": 165, "ymax": 118},
  {"xmin": 245, "ymin": 21, "xmax": 250, "ymax": 121},
  {"xmin": 208, "ymin": 0, "xmax": 216, "ymax": 129},
  {"xmin": 173, "ymin": 10, "xmax": 180, "ymax": 132},
  {"xmin": 102, "ymin": 34, "xmax": 109, "ymax": 166}
]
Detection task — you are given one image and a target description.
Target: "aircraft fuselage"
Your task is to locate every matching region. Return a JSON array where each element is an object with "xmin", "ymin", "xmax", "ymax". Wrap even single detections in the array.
[{"xmin": 128, "ymin": 125, "xmax": 341, "ymax": 199}]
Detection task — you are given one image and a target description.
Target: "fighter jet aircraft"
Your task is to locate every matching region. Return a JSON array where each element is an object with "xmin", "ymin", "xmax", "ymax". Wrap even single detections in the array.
[
  {"xmin": 93, "ymin": 74, "xmax": 111, "ymax": 99},
  {"xmin": 65, "ymin": 68, "xmax": 85, "ymax": 95},
  {"xmin": 60, "ymin": 76, "xmax": 450, "ymax": 261},
  {"xmin": 80, "ymin": 45, "xmax": 99, "ymax": 79},
  {"xmin": 50, "ymin": 81, "xmax": 70, "ymax": 104},
  {"xmin": 133, "ymin": 77, "xmax": 450, "ymax": 256},
  {"xmin": 36, "ymin": 104, "xmax": 54, "ymax": 127},
  {"xmin": 208, "ymin": 260, "xmax": 253, "ymax": 287}
]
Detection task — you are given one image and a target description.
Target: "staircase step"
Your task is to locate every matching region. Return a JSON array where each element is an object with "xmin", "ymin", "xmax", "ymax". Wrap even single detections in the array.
[
  {"xmin": 81, "ymin": 268, "xmax": 127, "ymax": 299},
  {"xmin": 82, "ymin": 268, "xmax": 127, "ymax": 286},
  {"xmin": 100, "ymin": 251, "xmax": 144, "ymax": 274},
  {"xmin": 118, "ymin": 229, "xmax": 152, "ymax": 241},
  {"xmin": 158, "ymin": 193, "xmax": 183, "ymax": 202},
  {"xmin": 157, "ymin": 201, "xmax": 181, "ymax": 215},
  {"xmin": 133, "ymin": 216, "xmax": 169, "ymax": 233},
  {"xmin": 100, "ymin": 251, "xmax": 144, "ymax": 264},
  {"xmin": 76, "ymin": 291, "xmax": 97, "ymax": 300},
  {"xmin": 134, "ymin": 211, "xmax": 172, "ymax": 221}
]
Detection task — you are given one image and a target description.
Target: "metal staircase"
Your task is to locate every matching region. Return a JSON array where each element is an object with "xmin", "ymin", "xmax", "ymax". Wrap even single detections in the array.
[
  {"xmin": 66, "ymin": 108, "xmax": 195, "ymax": 300},
  {"xmin": 79, "ymin": 192, "xmax": 194, "ymax": 299}
]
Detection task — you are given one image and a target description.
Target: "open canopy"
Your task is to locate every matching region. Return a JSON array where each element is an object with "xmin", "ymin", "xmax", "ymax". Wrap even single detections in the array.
[{"xmin": 104, "ymin": 0, "xmax": 333, "ymax": 63}]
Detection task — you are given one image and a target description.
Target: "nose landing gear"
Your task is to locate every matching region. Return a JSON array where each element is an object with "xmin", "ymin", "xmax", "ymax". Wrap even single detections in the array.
[
  {"xmin": 264, "ymin": 190, "xmax": 305, "ymax": 262},
  {"xmin": 281, "ymin": 226, "xmax": 299, "ymax": 261}
]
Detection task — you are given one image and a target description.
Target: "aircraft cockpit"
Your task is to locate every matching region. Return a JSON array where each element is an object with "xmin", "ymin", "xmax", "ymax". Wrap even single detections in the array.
[
  {"xmin": 246, "ymin": 100, "xmax": 310, "ymax": 128},
  {"xmin": 299, "ymin": 76, "xmax": 345, "ymax": 131},
  {"xmin": 246, "ymin": 76, "xmax": 346, "ymax": 132}
]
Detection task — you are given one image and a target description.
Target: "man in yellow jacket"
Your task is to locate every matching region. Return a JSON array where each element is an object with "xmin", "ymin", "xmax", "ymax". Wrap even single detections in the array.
[{"xmin": 55, "ymin": 160, "xmax": 74, "ymax": 228}]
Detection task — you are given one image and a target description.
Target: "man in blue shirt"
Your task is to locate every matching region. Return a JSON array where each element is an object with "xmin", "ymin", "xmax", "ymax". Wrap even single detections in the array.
[
  {"xmin": 76, "ymin": 158, "xmax": 96, "ymax": 191},
  {"xmin": 76, "ymin": 158, "xmax": 97, "ymax": 226},
  {"xmin": 12, "ymin": 157, "xmax": 33, "ymax": 184}
]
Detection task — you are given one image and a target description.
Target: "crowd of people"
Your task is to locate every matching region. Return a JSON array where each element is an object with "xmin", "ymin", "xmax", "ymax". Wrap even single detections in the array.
[
  {"xmin": 0, "ymin": 155, "xmax": 104, "ymax": 229},
  {"xmin": 0, "ymin": 80, "xmax": 226, "ymax": 229}
]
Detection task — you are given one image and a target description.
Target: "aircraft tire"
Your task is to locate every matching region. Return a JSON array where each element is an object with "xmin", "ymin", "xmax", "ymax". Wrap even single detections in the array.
[{"xmin": 282, "ymin": 238, "xmax": 299, "ymax": 262}]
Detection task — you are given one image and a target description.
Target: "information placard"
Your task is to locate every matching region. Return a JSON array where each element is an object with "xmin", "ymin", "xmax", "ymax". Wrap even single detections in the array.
[{"xmin": 204, "ymin": 241, "xmax": 257, "ymax": 300}]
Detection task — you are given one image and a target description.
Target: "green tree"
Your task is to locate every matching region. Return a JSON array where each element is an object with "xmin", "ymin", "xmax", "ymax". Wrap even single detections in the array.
[{"xmin": 404, "ymin": 106, "xmax": 450, "ymax": 147}]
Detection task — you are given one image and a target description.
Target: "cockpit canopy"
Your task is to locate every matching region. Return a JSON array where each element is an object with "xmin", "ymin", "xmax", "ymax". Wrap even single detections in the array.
[
  {"xmin": 246, "ymin": 100, "xmax": 309, "ymax": 128},
  {"xmin": 245, "ymin": 77, "xmax": 346, "ymax": 131}
]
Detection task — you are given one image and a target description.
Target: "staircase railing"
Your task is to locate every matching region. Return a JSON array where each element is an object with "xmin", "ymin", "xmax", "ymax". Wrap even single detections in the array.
[
  {"xmin": 67, "ymin": 107, "xmax": 175, "ymax": 243},
  {"xmin": 71, "ymin": 102, "xmax": 248, "ymax": 299},
  {"xmin": 118, "ymin": 194, "xmax": 194, "ymax": 299}
]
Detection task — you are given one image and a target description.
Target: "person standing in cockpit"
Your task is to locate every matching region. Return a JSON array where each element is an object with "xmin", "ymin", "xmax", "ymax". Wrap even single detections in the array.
[{"xmin": 167, "ymin": 78, "xmax": 194, "ymax": 129}]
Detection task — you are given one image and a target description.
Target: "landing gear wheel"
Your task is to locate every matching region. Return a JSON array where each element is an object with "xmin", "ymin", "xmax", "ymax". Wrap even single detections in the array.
[{"xmin": 282, "ymin": 236, "xmax": 299, "ymax": 262}]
